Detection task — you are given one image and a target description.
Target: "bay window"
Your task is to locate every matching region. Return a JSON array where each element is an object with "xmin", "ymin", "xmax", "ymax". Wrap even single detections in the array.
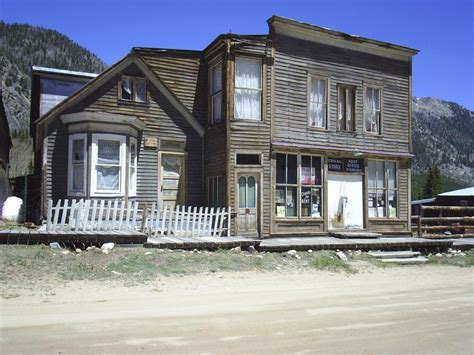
[
  {"xmin": 67, "ymin": 133, "xmax": 87, "ymax": 196},
  {"xmin": 91, "ymin": 134, "xmax": 126, "ymax": 196},
  {"xmin": 368, "ymin": 160, "xmax": 397, "ymax": 218},
  {"xmin": 129, "ymin": 137, "xmax": 137, "ymax": 196},
  {"xmin": 365, "ymin": 87, "xmax": 381, "ymax": 133},
  {"xmin": 210, "ymin": 61, "xmax": 223, "ymax": 124},
  {"xmin": 234, "ymin": 57, "xmax": 262, "ymax": 120},
  {"xmin": 309, "ymin": 77, "xmax": 328, "ymax": 128}
]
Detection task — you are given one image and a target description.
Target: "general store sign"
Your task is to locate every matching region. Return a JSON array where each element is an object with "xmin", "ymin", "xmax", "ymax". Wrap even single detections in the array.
[{"xmin": 328, "ymin": 158, "xmax": 364, "ymax": 173}]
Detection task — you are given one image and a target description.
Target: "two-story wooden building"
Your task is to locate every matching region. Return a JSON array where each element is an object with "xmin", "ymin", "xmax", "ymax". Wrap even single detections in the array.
[{"xmin": 31, "ymin": 16, "xmax": 418, "ymax": 238}]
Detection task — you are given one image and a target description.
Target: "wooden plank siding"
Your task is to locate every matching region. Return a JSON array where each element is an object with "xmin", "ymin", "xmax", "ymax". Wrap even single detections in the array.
[
  {"xmin": 44, "ymin": 61, "xmax": 204, "ymax": 207},
  {"xmin": 271, "ymin": 34, "xmax": 412, "ymax": 234},
  {"xmin": 272, "ymin": 35, "xmax": 411, "ymax": 155},
  {"xmin": 226, "ymin": 38, "xmax": 273, "ymax": 237}
]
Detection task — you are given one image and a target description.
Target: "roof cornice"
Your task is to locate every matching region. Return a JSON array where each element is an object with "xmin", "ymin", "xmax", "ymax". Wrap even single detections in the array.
[{"xmin": 268, "ymin": 15, "xmax": 419, "ymax": 61}]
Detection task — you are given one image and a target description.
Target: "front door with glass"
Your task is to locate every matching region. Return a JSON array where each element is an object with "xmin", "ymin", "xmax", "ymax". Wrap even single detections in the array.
[
  {"xmin": 160, "ymin": 153, "xmax": 185, "ymax": 209},
  {"xmin": 236, "ymin": 174, "xmax": 259, "ymax": 237}
]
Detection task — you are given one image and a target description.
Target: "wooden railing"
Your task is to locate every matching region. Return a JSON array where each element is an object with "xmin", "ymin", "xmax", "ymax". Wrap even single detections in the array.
[
  {"xmin": 412, "ymin": 205, "xmax": 474, "ymax": 238},
  {"xmin": 45, "ymin": 199, "xmax": 231, "ymax": 237}
]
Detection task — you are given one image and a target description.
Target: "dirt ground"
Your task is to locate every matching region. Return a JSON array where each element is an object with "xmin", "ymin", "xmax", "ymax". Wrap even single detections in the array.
[{"xmin": 1, "ymin": 258, "xmax": 473, "ymax": 354}]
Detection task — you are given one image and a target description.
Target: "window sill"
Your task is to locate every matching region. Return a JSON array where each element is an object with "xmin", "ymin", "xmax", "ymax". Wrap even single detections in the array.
[
  {"xmin": 232, "ymin": 118, "xmax": 264, "ymax": 124},
  {"xmin": 275, "ymin": 217, "xmax": 324, "ymax": 222},
  {"xmin": 364, "ymin": 131, "xmax": 384, "ymax": 138},
  {"xmin": 117, "ymin": 99, "xmax": 149, "ymax": 107},
  {"xmin": 368, "ymin": 217, "xmax": 401, "ymax": 221},
  {"xmin": 308, "ymin": 126, "xmax": 329, "ymax": 132},
  {"xmin": 335, "ymin": 130, "xmax": 357, "ymax": 136}
]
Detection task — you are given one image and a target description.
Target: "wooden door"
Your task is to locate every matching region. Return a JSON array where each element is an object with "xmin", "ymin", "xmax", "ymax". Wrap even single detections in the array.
[
  {"xmin": 160, "ymin": 153, "xmax": 185, "ymax": 210},
  {"xmin": 327, "ymin": 173, "xmax": 364, "ymax": 230},
  {"xmin": 236, "ymin": 174, "xmax": 259, "ymax": 237}
]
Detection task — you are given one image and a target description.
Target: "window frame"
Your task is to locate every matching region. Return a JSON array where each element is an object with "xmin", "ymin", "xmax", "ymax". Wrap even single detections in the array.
[
  {"xmin": 308, "ymin": 75, "xmax": 329, "ymax": 130},
  {"xmin": 299, "ymin": 155, "xmax": 324, "ymax": 219},
  {"xmin": 275, "ymin": 153, "xmax": 324, "ymax": 220},
  {"xmin": 238, "ymin": 175, "xmax": 257, "ymax": 209},
  {"xmin": 129, "ymin": 137, "xmax": 138, "ymax": 197},
  {"xmin": 367, "ymin": 160, "xmax": 398, "ymax": 219},
  {"xmin": 364, "ymin": 85, "xmax": 383, "ymax": 135},
  {"xmin": 90, "ymin": 133, "xmax": 127, "ymax": 197},
  {"xmin": 118, "ymin": 76, "xmax": 148, "ymax": 103},
  {"xmin": 208, "ymin": 176, "xmax": 225, "ymax": 207},
  {"xmin": 234, "ymin": 56, "xmax": 263, "ymax": 121},
  {"xmin": 209, "ymin": 60, "xmax": 223, "ymax": 125},
  {"xmin": 67, "ymin": 133, "xmax": 87, "ymax": 196},
  {"xmin": 337, "ymin": 85, "xmax": 356, "ymax": 132}
]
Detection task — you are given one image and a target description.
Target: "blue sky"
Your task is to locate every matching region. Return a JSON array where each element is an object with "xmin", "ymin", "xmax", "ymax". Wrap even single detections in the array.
[{"xmin": 1, "ymin": 0, "xmax": 473, "ymax": 109}]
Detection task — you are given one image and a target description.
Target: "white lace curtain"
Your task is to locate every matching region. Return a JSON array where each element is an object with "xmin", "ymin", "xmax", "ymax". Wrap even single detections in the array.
[
  {"xmin": 235, "ymin": 58, "xmax": 261, "ymax": 119},
  {"xmin": 366, "ymin": 88, "xmax": 380, "ymax": 132},
  {"xmin": 310, "ymin": 79, "xmax": 326, "ymax": 127}
]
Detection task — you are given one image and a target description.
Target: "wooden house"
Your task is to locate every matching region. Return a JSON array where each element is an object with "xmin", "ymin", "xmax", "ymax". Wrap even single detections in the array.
[
  {"xmin": 31, "ymin": 16, "xmax": 418, "ymax": 238},
  {"xmin": 0, "ymin": 89, "xmax": 12, "ymax": 213}
]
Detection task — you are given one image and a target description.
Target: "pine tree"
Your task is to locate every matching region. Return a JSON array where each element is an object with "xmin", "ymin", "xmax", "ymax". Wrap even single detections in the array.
[{"xmin": 422, "ymin": 166, "xmax": 442, "ymax": 198}]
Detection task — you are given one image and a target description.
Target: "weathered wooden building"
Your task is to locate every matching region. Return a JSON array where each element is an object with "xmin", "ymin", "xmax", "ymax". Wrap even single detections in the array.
[
  {"xmin": 31, "ymin": 16, "xmax": 418, "ymax": 237},
  {"xmin": 0, "ymin": 89, "xmax": 12, "ymax": 214}
]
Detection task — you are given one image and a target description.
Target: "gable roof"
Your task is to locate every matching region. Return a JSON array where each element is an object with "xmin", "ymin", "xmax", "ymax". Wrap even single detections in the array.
[{"xmin": 35, "ymin": 52, "xmax": 205, "ymax": 138}]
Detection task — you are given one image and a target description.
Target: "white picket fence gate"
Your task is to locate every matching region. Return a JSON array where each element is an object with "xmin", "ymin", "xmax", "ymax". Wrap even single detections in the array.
[
  {"xmin": 46, "ymin": 199, "xmax": 231, "ymax": 237},
  {"xmin": 143, "ymin": 203, "xmax": 231, "ymax": 237}
]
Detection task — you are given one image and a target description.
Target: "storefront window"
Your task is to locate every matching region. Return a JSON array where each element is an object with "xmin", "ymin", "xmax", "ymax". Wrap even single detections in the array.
[
  {"xmin": 275, "ymin": 154, "xmax": 323, "ymax": 219},
  {"xmin": 368, "ymin": 160, "xmax": 397, "ymax": 218}
]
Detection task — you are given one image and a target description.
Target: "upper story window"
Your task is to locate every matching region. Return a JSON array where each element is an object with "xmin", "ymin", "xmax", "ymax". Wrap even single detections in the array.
[
  {"xmin": 338, "ymin": 85, "xmax": 356, "ymax": 131},
  {"xmin": 119, "ymin": 76, "xmax": 147, "ymax": 103},
  {"xmin": 209, "ymin": 62, "xmax": 223, "ymax": 124},
  {"xmin": 365, "ymin": 87, "xmax": 381, "ymax": 134},
  {"xmin": 309, "ymin": 77, "xmax": 328, "ymax": 128},
  {"xmin": 234, "ymin": 57, "xmax": 262, "ymax": 120},
  {"xmin": 208, "ymin": 176, "xmax": 225, "ymax": 207},
  {"xmin": 67, "ymin": 133, "xmax": 87, "ymax": 196}
]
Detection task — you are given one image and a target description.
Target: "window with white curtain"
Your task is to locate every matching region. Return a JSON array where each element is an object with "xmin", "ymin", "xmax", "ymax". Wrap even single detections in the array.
[
  {"xmin": 91, "ymin": 134, "xmax": 126, "ymax": 196},
  {"xmin": 67, "ymin": 133, "xmax": 87, "ymax": 196},
  {"xmin": 365, "ymin": 87, "xmax": 381, "ymax": 133},
  {"xmin": 234, "ymin": 57, "xmax": 262, "ymax": 120},
  {"xmin": 210, "ymin": 61, "xmax": 222, "ymax": 124},
  {"xmin": 309, "ymin": 77, "xmax": 327, "ymax": 128},
  {"xmin": 338, "ymin": 85, "xmax": 356, "ymax": 131},
  {"xmin": 129, "ymin": 137, "xmax": 137, "ymax": 196}
]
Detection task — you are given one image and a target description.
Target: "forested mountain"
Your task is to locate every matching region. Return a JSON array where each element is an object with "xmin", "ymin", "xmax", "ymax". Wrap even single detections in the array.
[
  {"xmin": 0, "ymin": 22, "xmax": 472, "ymax": 193},
  {"xmin": 412, "ymin": 97, "xmax": 473, "ymax": 185},
  {"xmin": 0, "ymin": 22, "xmax": 107, "ymax": 175}
]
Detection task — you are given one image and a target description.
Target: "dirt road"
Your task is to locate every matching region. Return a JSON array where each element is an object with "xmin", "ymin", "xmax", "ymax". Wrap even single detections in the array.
[{"xmin": 1, "ymin": 266, "xmax": 473, "ymax": 354}]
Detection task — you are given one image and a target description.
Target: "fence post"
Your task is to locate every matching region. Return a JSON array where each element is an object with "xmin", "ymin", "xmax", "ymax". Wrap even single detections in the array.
[
  {"xmin": 418, "ymin": 206, "xmax": 423, "ymax": 237},
  {"xmin": 46, "ymin": 200, "xmax": 53, "ymax": 232}
]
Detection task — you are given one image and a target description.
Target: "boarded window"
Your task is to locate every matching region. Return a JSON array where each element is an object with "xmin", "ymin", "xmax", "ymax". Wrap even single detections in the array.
[{"xmin": 208, "ymin": 176, "xmax": 225, "ymax": 207}]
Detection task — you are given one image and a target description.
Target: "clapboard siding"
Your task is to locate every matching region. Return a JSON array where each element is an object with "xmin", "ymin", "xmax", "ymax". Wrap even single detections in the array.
[
  {"xmin": 45, "ymin": 62, "xmax": 204, "ymax": 207},
  {"xmin": 273, "ymin": 35, "xmax": 411, "ymax": 154},
  {"xmin": 138, "ymin": 51, "xmax": 208, "ymax": 128},
  {"xmin": 227, "ymin": 38, "xmax": 272, "ymax": 237}
]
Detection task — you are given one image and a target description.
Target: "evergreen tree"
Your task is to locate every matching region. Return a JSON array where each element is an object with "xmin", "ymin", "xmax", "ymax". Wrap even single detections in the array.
[{"xmin": 422, "ymin": 166, "xmax": 442, "ymax": 198}]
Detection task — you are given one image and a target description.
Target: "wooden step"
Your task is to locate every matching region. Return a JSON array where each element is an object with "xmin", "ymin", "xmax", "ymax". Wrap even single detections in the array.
[
  {"xmin": 368, "ymin": 251, "xmax": 421, "ymax": 259},
  {"xmin": 380, "ymin": 257, "xmax": 429, "ymax": 264}
]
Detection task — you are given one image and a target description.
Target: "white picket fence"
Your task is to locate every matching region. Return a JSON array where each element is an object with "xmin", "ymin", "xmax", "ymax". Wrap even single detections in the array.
[
  {"xmin": 143, "ymin": 203, "xmax": 231, "ymax": 237},
  {"xmin": 46, "ymin": 199, "xmax": 139, "ymax": 232},
  {"xmin": 45, "ymin": 199, "xmax": 231, "ymax": 237}
]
